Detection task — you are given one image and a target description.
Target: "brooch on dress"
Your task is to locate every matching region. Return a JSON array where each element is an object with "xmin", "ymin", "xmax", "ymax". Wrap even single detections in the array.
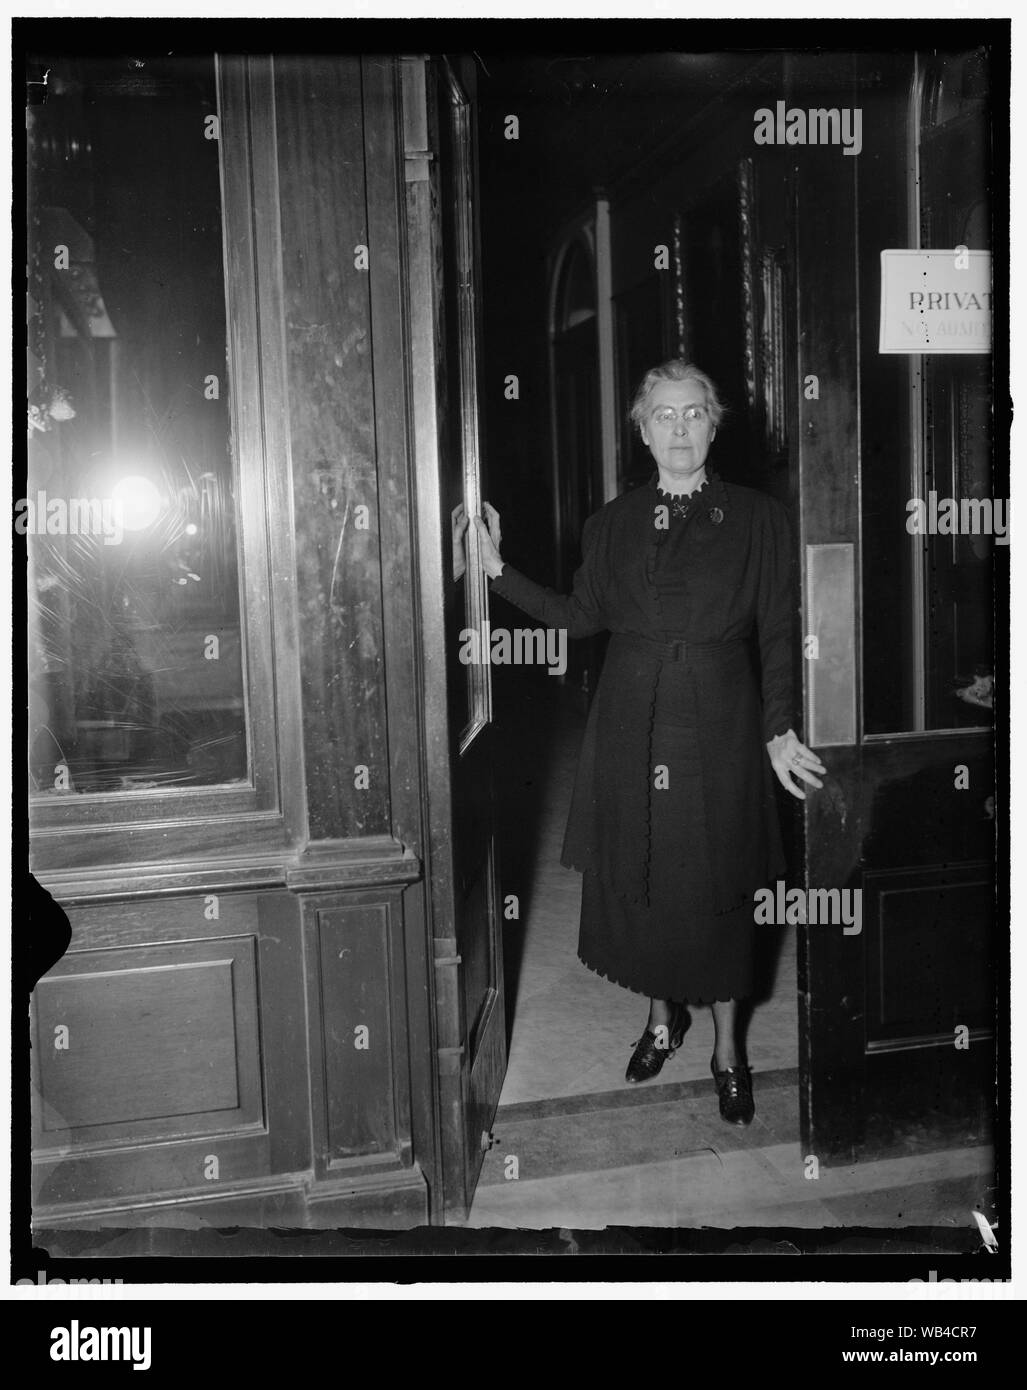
[{"xmin": 708, "ymin": 506, "xmax": 724, "ymax": 525}]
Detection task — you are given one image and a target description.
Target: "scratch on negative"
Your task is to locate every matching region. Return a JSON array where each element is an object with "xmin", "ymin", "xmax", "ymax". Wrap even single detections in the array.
[
  {"xmin": 329, "ymin": 501, "xmax": 350, "ymax": 609},
  {"xmin": 697, "ymin": 1145, "xmax": 726, "ymax": 1170},
  {"xmin": 829, "ymin": 779, "xmax": 848, "ymax": 830}
]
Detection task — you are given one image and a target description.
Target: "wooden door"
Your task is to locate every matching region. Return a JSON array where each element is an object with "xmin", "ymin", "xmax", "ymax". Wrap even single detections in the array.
[
  {"xmin": 793, "ymin": 51, "xmax": 998, "ymax": 1166},
  {"xmin": 402, "ymin": 56, "xmax": 506, "ymax": 1221}
]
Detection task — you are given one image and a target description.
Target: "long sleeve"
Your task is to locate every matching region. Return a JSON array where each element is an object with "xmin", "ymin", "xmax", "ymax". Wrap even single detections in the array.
[
  {"xmin": 756, "ymin": 497, "xmax": 797, "ymax": 742},
  {"xmin": 489, "ymin": 511, "xmax": 608, "ymax": 639}
]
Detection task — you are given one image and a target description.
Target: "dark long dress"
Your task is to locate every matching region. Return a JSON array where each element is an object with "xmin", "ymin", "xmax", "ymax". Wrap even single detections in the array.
[{"xmin": 490, "ymin": 469, "xmax": 795, "ymax": 1003}]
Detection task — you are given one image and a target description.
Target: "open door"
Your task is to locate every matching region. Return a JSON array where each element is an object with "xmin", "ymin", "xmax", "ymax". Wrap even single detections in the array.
[
  {"xmin": 402, "ymin": 55, "xmax": 507, "ymax": 1222},
  {"xmin": 793, "ymin": 51, "xmax": 998, "ymax": 1166}
]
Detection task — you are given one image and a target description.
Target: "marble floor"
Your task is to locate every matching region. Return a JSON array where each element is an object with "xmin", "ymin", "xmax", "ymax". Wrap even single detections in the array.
[{"xmin": 468, "ymin": 1071, "xmax": 995, "ymax": 1231}]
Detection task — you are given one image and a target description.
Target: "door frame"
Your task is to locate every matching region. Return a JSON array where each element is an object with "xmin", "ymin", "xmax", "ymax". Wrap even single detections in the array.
[
  {"xmin": 792, "ymin": 51, "xmax": 999, "ymax": 1166},
  {"xmin": 401, "ymin": 54, "xmax": 507, "ymax": 1223}
]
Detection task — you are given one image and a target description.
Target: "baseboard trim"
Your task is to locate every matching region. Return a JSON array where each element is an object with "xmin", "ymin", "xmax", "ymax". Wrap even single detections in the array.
[{"xmin": 32, "ymin": 1162, "xmax": 431, "ymax": 1232}]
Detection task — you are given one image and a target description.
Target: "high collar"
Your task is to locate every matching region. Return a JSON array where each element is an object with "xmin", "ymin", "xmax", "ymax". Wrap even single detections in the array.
[
  {"xmin": 655, "ymin": 473, "xmax": 710, "ymax": 502},
  {"xmin": 649, "ymin": 469, "xmax": 729, "ymax": 520}
]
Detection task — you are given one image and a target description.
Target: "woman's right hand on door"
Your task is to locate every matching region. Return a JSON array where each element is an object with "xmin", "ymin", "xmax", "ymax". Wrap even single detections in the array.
[{"xmin": 473, "ymin": 502, "xmax": 504, "ymax": 579}]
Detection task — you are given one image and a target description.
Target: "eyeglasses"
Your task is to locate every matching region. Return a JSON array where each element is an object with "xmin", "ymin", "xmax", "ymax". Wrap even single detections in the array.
[{"xmin": 650, "ymin": 405, "xmax": 710, "ymax": 428}]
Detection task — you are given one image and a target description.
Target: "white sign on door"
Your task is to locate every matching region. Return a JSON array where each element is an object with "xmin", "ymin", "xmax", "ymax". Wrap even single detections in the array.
[{"xmin": 879, "ymin": 249, "xmax": 992, "ymax": 354}]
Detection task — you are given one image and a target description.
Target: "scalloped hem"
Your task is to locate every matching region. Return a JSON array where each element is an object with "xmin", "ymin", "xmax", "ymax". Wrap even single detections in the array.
[
  {"xmin": 560, "ymin": 856, "xmax": 650, "ymax": 907},
  {"xmin": 562, "ymin": 855, "xmax": 755, "ymax": 918},
  {"xmin": 577, "ymin": 950, "xmax": 751, "ymax": 1007}
]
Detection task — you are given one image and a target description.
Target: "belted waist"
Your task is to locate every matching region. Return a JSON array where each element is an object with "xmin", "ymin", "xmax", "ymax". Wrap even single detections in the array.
[{"xmin": 612, "ymin": 632, "xmax": 748, "ymax": 663}]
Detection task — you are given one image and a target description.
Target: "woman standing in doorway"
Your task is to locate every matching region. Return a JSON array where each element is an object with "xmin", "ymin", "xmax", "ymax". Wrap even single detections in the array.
[{"xmin": 472, "ymin": 359, "xmax": 825, "ymax": 1125}]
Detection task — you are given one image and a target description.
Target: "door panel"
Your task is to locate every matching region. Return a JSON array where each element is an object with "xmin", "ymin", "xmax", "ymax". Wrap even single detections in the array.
[
  {"xmin": 863, "ymin": 866, "xmax": 994, "ymax": 1045},
  {"xmin": 461, "ymin": 843, "xmax": 505, "ymax": 1181},
  {"xmin": 31, "ymin": 891, "xmax": 307, "ymax": 1214},
  {"xmin": 794, "ymin": 52, "xmax": 997, "ymax": 1165},
  {"xmin": 402, "ymin": 55, "xmax": 506, "ymax": 1222}
]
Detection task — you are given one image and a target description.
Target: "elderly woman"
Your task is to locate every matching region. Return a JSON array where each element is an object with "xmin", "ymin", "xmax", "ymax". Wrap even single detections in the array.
[{"xmin": 473, "ymin": 360, "xmax": 825, "ymax": 1124}]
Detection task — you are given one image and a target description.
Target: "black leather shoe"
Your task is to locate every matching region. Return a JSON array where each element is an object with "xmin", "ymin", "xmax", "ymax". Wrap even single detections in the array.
[
  {"xmin": 711, "ymin": 1060, "xmax": 755, "ymax": 1125},
  {"xmin": 625, "ymin": 1005, "xmax": 688, "ymax": 1083}
]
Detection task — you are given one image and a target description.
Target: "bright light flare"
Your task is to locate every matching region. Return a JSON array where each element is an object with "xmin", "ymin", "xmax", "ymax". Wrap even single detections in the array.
[{"xmin": 110, "ymin": 474, "xmax": 163, "ymax": 531}]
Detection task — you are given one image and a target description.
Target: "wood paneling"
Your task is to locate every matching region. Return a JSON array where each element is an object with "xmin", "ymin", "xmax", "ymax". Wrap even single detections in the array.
[
  {"xmin": 58, "ymin": 889, "xmax": 262, "ymax": 950},
  {"xmin": 865, "ymin": 867, "xmax": 994, "ymax": 1042},
  {"xmin": 861, "ymin": 733, "xmax": 995, "ymax": 869},
  {"xmin": 31, "ymin": 889, "xmax": 309, "ymax": 1216},
  {"xmin": 37, "ymin": 953, "xmax": 246, "ymax": 1130},
  {"xmin": 30, "ymin": 55, "xmax": 438, "ymax": 1232},
  {"xmin": 318, "ymin": 902, "xmax": 398, "ymax": 1160},
  {"xmin": 301, "ymin": 888, "xmax": 416, "ymax": 1179}
]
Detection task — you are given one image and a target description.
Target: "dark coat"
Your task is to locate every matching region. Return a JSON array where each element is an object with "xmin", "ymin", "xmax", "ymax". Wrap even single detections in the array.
[{"xmin": 490, "ymin": 470, "xmax": 796, "ymax": 914}]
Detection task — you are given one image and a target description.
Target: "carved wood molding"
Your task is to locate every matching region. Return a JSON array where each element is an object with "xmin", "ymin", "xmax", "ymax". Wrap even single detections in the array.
[
  {"xmin": 760, "ymin": 246, "xmax": 788, "ymax": 455},
  {"xmin": 30, "ymin": 1169, "xmax": 313, "ymax": 1227},
  {"xmin": 285, "ymin": 836, "xmax": 421, "ymax": 892},
  {"xmin": 738, "ymin": 156, "xmax": 758, "ymax": 415},
  {"xmin": 37, "ymin": 836, "xmax": 422, "ymax": 902},
  {"xmin": 672, "ymin": 212, "xmax": 686, "ymax": 358},
  {"xmin": 738, "ymin": 156, "xmax": 788, "ymax": 457}
]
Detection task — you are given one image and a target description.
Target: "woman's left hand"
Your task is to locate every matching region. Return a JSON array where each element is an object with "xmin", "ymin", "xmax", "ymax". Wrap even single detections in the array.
[{"xmin": 766, "ymin": 729, "xmax": 827, "ymax": 800}]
